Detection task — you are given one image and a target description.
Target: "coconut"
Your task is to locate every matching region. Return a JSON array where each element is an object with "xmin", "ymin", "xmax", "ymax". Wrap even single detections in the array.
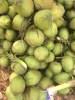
[
  {"xmin": 25, "ymin": 29, "xmax": 45, "ymax": 47},
  {"xmin": 24, "ymin": 70, "xmax": 42, "ymax": 86},
  {"xmin": 24, "ymin": 56, "xmax": 41, "ymax": 69},
  {"xmin": 34, "ymin": 46, "xmax": 49, "ymax": 61},
  {"xmin": 12, "ymin": 40, "xmax": 27, "ymax": 55},
  {"xmin": 16, "ymin": 0, "xmax": 34, "ymax": 17},
  {"xmin": 10, "ymin": 76, "xmax": 25, "ymax": 94},
  {"xmin": 61, "ymin": 56, "xmax": 74, "ymax": 72},
  {"xmin": 34, "ymin": 10, "xmax": 52, "ymax": 31}
]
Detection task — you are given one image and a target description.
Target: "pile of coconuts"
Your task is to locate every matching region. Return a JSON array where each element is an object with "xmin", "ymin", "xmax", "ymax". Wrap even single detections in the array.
[{"xmin": 0, "ymin": 0, "xmax": 75, "ymax": 100}]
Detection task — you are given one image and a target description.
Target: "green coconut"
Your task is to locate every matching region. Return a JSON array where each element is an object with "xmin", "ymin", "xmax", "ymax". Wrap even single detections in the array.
[
  {"xmin": 34, "ymin": 10, "xmax": 52, "ymax": 31},
  {"xmin": 54, "ymin": 72, "xmax": 71, "ymax": 84},
  {"xmin": 10, "ymin": 76, "xmax": 25, "ymax": 94},
  {"xmin": 38, "ymin": 77, "xmax": 53, "ymax": 89},
  {"xmin": 56, "ymin": 0, "xmax": 64, "ymax": 4},
  {"xmin": 45, "ymin": 68, "xmax": 53, "ymax": 78},
  {"xmin": 57, "ymin": 0, "xmax": 74, "ymax": 9},
  {"xmin": 6, "ymin": 86, "xmax": 23, "ymax": 100},
  {"xmin": 0, "ymin": 27, "xmax": 5, "ymax": 40},
  {"xmin": 53, "ymin": 43, "xmax": 63, "ymax": 56},
  {"xmin": 64, "ymin": 0, "xmax": 74, "ymax": 9},
  {"xmin": 61, "ymin": 56, "xmax": 74, "ymax": 72},
  {"xmin": 25, "ymin": 29, "xmax": 45, "ymax": 47},
  {"xmin": 49, "ymin": 62, "xmax": 62, "ymax": 75},
  {"xmin": 71, "ymin": 31, "xmax": 75, "ymax": 40},
  {"xmin": 0, "ymin": 0, "xmax": 8, "ymax": 14},
  {"xmin": 24, "ymin": 87, "xmax": 40, "ymax": 100},
  {"xmin": 34, "ymin": 46, "xmax": 49, "ymax": 61},
  {"xmin": 45, "ymin": 52, "xmax": 55, "ymax": 63},
  {"xmin": 2, "ymin": 40, "xmax": 12, "ymax": 52},
  {"xmin": 16, "ymin": 0, "xmax": 34, "ymax": 17},
  {"xmin": 45, "ymin": 40, "xmax": 54, "ymax": 51},
  {"xmin": 34, "ymin": 0, "xmax": 55, "ymax": 9},
  {"xmin": 65, "ymin": 50, "xmax": 75, "ymax": 58},
  {"xmin": 66, "ymin": 10, "xmax": 75, "ymax": 19},
  {"xmin": 69, "ymin": 18, "xmax": 75, "ymax": 30},
  {"xmin": 0, "ymin": 55, "xmax": 9, "ymax": 68},
  {"xmin": 44, "ymin": 22, "xmax": 58, "ymax": 38},
  {"xmin": 0, "ymin": 47, "xmax": 4, "ymax": 55},
  {"xmin": 39, "ymin": 90, "xmax": 47, "ymax": 100},
  {"xmin": 50, "ymin": 3, "xmax": 65, "ymax": 19},
  {"xmin": 9, "ymin": 72, "xmax": 18, "ymax": 82},
  {"xmin": 58, "ymin": 88, "xmax": 71, "ymax": 95},
  {"xmin": 12, "ymin": 14, "xmax": 24, "ymax": 31},
  {"xmin": 71, "ymin": 41, "xmax": 75, "ymax": 52},
  {"xmin": 24, "ymin": 56, "xmax": 41, "ymax": 69},
  {"xmin": 0, "ymin": 15, "xmax": 11, "ymax": 29},
  {"xmin": 8, "ymin": 5, "xmax": 16, "ymax": 18},
  {"xmin": 5, "ymin": 29, "xmax": 17, "ymax": 41},
  {"xmin": 27, "ymin": 47, "xmax": 34, "ymax": 56},
  {"xmin": 59, "ymin": 27, "xmax": 69, "ymax": 40},
  {"xmin": 54, "ymin": 17, "xmax": 66, "ymax": 28},
  {"xmin": 40, "ymin": 62, "xmax": 48, "ymax": 69},
  {"xmin": 24, "ymin": 70, "xmax": 42, "ymax": 86},
  {"xmin": 12, "ymin": 40, "xmax": 27, "ymax": 55},
  {"xmin": 11, "ymin": 62, "xmax": 27, "ymax": 75}
]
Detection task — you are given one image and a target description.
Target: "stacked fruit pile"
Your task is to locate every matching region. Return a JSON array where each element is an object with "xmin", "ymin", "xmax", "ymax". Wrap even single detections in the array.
[{"xmin": 0, "ymin": 0, "xmax": 75, "ymax": 100}]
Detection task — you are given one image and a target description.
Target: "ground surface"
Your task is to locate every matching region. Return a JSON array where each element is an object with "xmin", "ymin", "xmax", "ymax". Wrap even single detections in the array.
[{"xmin": 0, "ymin": 69, "xmax": 9, "ymax": 100}]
